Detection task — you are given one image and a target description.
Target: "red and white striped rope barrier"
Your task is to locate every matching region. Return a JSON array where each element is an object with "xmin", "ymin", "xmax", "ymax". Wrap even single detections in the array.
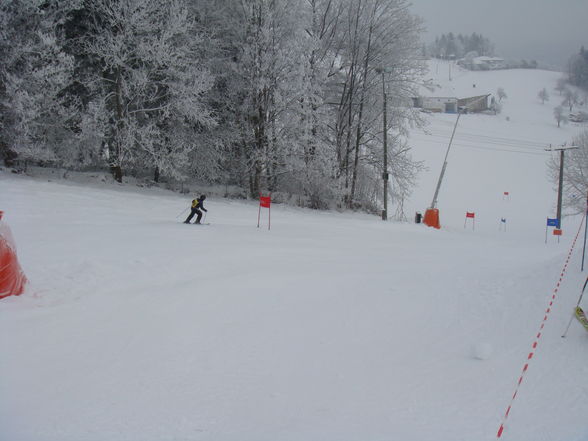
[{"xmin": 496, "ymin": 214, "xmax": 586, "ymax": 439}]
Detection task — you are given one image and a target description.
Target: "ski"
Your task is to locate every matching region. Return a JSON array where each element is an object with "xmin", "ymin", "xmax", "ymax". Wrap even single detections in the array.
[{"xmin": 575, "ymin": 307, "xmax": 588, "ymax": 332}]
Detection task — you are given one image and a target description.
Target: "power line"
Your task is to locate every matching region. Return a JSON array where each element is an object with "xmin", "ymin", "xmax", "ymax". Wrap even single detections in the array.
[
  {"xmin": 414, "ymin": 129, "xmax": 549, "ymax": 149},
  {"xmin": 450, "ymin": 142, "xmax": 550, "ymax": 156},
  {"xmin": 422, "ymin": 122, "xmax": 551, "ymax": 146},
  {"xmin": 452, "ymin": 133, "xmax": 545, "ymax": 148},
  {"xmin": 411, "ymin": 133, "xmax": 549, "ymax": 153}
]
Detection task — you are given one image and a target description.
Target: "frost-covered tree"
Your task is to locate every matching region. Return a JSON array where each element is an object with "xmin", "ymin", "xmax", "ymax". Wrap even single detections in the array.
[
  {"xmin": 80, "ymin": 0, "xmax": 216, "ymax": 182},
  {"xmin": 538, "ymin": 87, "xmax": 549, "ymax": 104},
  {"xmin": 0, "ymin": 0, "xmax": 78, "ymax": 167},
  {"xmin": 553, "ymin": 106, "xmax": 567, "ymax": 128},
  {"xmin": 222, "ymin": 0, "xmax": 304, "ymax": 196},
  {"xmin": 497, "ymin": 87, "xmax": 507, "ymax": 102},
  {"xmin": 326, "ymin": 0, "xmax": 424, "ymax": 210},
  {"xmin": 1, "ymin": 0, "xmax": 427, "ymax": 218},
  {"xmin": 562, "ymin": 88, "xmax": 579, "ymax": 112},
  {"xmin": 555, "ymin": 77, "xmax": 567, "ymax": 96},
  {"xmin": 547, "ymin": 130, "xmax": 588, "ymax": 214},
  {"xmin": 284, "ymin": 0, "xmax": 342, "ymax": 208}
]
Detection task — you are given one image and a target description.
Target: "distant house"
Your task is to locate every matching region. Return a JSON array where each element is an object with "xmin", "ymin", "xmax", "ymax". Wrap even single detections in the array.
[
  {"xmin": 458, "ymin": 94, "xmax": 491, "ymax": 113},
  {"xmin": 412, "ymin": 96, "xmax": 458, "ymax": 113},
  {"xmin": 413, "ymin": 94, "xmax": 491, "ymax": 114},
  {"xmin": 457, "ymin": 56, "xmax": 506, "ymax": 71}
]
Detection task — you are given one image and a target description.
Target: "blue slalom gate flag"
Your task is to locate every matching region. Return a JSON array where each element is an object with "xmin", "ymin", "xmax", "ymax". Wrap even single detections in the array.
[{"xmin": 547, "ymin": 218, "xmax": 560, "ymax": 228}]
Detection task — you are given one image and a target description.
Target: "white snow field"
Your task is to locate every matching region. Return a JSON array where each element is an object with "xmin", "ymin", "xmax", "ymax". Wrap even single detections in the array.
[
  {"xmin": 407, "ymin": 61, "xmax": 586, "ymax": 237},
  {"xmin": 2, "ymin": 63, "xmax": 588, "ymax": 441}
]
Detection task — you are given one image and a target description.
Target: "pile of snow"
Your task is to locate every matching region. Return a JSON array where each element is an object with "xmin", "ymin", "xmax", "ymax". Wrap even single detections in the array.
[{"xmin": 473, "ymin": 342, "xmax": 494, "ymax": 360}]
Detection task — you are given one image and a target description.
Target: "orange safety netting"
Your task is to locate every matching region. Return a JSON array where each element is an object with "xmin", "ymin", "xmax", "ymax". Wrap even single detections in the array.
[{"xmin": 0, "ymin": 212, "xmax": 27, "ymax": 299}]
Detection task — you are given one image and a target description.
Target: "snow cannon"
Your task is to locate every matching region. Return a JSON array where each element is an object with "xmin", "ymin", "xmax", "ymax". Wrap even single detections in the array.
[
  {"xmin": 0, "ymin": 211, "xmax": 27, "ymax": 299},
  {"xmin": 423, "ymin": 208, "xmax": 440, "ymax": 229}
]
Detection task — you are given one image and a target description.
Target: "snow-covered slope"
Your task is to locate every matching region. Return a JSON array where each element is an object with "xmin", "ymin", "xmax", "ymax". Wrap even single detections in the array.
[
  {"xmin": 1, "ymin": 63, "xmax": 588, "ymax": 441},
  {"xmin": 408, "ymin": 61, "xmax": 585, "ymax": 238}
]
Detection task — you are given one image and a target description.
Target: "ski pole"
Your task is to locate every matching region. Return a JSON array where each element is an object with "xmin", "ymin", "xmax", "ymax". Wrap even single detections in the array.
[
  {"xmin": 562, "ymin": 276, "xmax": 588, "ymax": 338},
  {"xmin": 176, "ymin": 207, "xmax": 189, "ymax": 219}
]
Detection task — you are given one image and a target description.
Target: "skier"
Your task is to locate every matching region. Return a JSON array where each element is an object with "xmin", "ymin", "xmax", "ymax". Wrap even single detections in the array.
[{"xmin": 184, "ymin": 195, "xmax": 208, "ymax": 224}]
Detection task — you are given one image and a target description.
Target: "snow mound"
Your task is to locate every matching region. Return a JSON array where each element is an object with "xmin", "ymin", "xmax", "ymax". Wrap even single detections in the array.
[{"xmin": 472, "ymin": 342, "xmax": 493, "ymax": 360}]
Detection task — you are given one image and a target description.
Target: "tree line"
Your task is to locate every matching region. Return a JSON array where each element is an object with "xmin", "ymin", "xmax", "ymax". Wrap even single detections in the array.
[
  {"xmin": 427, "ymin": 32, "xmax": 494, "ymax": 59},
  {"xmin": 0, "ymin": 0, "xmax": 425, "ymax": 214},
  {"xmin": 568, "ymin": 46, "xmax": 588, "ymax": 91}
]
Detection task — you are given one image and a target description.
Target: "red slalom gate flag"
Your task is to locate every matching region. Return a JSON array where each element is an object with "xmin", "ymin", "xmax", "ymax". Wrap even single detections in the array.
[
  {"xmin": 504, "ymin": 191, "xmax": 509, "ymax": 196},
  {"xmin": 258, "ymin": 193, "xmax": 271, "ymax": 230},
  {"xmin": 260, "ymin": 196, "xmax": 271, "ymax": 208},
  {"xmin": 464, "ymin": 211, "xmax": 476, "ymax": 230},
  {"xmin": 553, "ymin": 229, "xmax": 563, "ymax": 236}
]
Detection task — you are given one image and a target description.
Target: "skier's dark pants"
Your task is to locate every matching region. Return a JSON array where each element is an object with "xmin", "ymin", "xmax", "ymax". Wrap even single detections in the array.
[{"xmin": 185, "ymin": 208, "xmax": 203, "ymax": 223}]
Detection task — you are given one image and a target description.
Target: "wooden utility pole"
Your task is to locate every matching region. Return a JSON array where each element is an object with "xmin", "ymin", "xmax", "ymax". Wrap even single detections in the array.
[
  {"xmin": 381, "ymin": 69, "xmax": 388, "ymax": 221},
  {"xmin": 376, "ymin": 67, "xmax": 389, "ymax": 220},
  {"xmin": 557, "ymin": 149, "xmax": 564, "ymax": 225},
  {"xmin": 545, "ymin": 144, "xmax": 579, "ymax": 230},
  {"xmin": 582, "ymin": 192, "xmax": 588, "ymax": 271}
]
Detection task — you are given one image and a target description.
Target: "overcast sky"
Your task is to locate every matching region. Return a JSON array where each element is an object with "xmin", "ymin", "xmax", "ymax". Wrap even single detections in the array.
[{"xmin": 408, "ymin": 0, "xmax": 588, "ymax": 69}]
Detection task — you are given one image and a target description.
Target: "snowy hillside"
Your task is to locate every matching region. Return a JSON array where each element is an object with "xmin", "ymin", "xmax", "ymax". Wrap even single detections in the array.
[
  {"xmin": 407, "ymin": 61, "xmax": 586, "ymax": 238},
  {"xmin": 1, "ymin": 63, "xmax": 588, "ymax": 441}
]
